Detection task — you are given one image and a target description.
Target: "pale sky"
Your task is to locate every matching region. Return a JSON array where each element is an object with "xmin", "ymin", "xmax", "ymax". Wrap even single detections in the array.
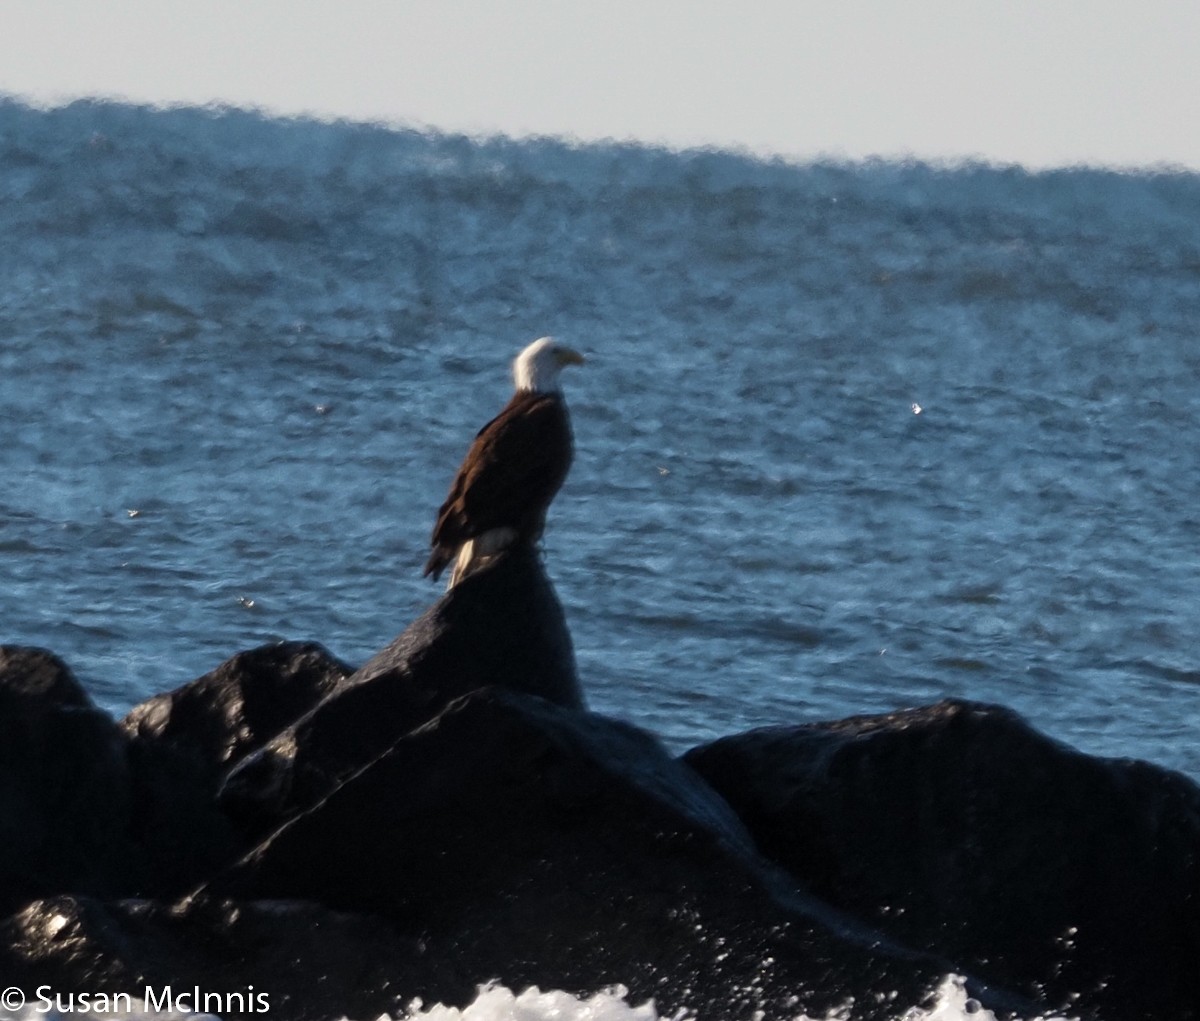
[{"xmin": 3, "ymin": 0, "xmax": 1199, "ymax": 170}]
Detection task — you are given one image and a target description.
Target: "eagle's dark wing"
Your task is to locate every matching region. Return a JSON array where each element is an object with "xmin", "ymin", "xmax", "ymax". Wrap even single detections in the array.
[{"xmin": 424, "ymin": 391, "xmax": 573, "ymax": 579}]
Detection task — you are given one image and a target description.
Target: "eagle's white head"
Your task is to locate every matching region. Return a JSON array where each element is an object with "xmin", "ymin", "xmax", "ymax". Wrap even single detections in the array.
[{"xmin": 513, "ymin": 336, "xmax": 585, "ymax": 394}]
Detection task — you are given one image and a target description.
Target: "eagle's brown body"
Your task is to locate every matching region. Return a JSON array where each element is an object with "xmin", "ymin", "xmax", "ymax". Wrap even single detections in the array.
[{"xmin": 424, "ymin": 389, "xmax": 574, "ymax": 583}]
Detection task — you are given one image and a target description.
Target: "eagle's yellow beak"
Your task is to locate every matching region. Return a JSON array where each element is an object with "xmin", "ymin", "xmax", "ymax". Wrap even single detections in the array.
[{"xmin": 555, "ymin": 347, "xmax": 586, "ymax": 367}]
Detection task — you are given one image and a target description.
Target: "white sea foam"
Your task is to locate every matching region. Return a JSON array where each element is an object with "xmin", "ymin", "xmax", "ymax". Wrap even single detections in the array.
[
  {"xmin": 0, "ymin": 979, "xmax": 1075, "ymax": 1021},
  {"xmin": 0, "ymin": 974, "xmax": 1076, "ymax": 1020},
  {"xmin": 395, "ymin": 983, "xmax": 670, "ymax": 1020},
  {"xmin": 388, "ymin": 975, "xmax": 1075, "ymax": 1021}
]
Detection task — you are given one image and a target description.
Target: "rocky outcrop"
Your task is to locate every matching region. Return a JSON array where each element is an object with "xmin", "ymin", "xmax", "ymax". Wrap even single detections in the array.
[
  {"xmin": 0, "ymin": 648, "xmax": 139, "ymax": 916},
  {"xmin": 218, "ymin": 543, "xmax": 583, "ymax": 831},
  {"xmin": 212, "ymin": 685, "xmax": 965, "ymax": 1020},
  {"xmin": 0, "ymin": 642, "xmax": 336, "ymax": 917},
  {"xmin": 0, "ymin": 893, "xmax": 427, "ymax": 1021},
  {"xmin": 1, "ymin": 551, "xmax": 1196, "ymax": 1020},
  {"xmin": 2, "ymin": 687, "xmax": 968, "ymax": 1021},
  {"xmin": 123, "ymin": 641, "xmax": 356, "ymax": 771},
  {"xmin": 684, "ymin": 699, "xmax": 1200, "ymax": 1021}
]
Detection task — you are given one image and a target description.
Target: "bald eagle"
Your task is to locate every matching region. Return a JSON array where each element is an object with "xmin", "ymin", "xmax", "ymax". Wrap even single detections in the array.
[{"xmin": 424, "ymin": 337, "xmax": 585, "ymax": 587}]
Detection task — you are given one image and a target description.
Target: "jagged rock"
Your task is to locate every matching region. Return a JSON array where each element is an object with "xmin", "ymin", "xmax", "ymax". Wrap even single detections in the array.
[
  {"xmin": 211, "ymin": 687, "xmax": 987, "ymax": 1021},
  {"xmin": 0, "ymin": 648, "xmax": 136, "ymax": 915},
  {"xmin": 116, "ymin": 641, "xmax": 358, "ymax": 899},
  {"xmin": 218, "ymin": 546, "xmax": 583, "ymax": 831},
  {"xmin": 9, "ymin": 682, "xmax": 990, "ymax": 1021},
  {"xmin": 353, "ymin": 544, "xmax": 582, "ymax": 709},
  {"xmin": 0, "ymin": 646, "xmax": 243, "ymax": 913},
  {"xmin": 0, "ymin": 646, "xmax": 93, "ymax": 710},
  {"xmin": 123, "ymin": 640, "xmax": 355, "ymax": 772},
  {"xmin": 12, "ymin": 563, "xmax": 1188, "ymax": 1018},
  {"xmin": 683, "ymin": 698, "xmax": 1200, "ymax": 1021},
  {"xmin": 0, "ymin": 893, "xmax": 431, "ymax": 1021}
]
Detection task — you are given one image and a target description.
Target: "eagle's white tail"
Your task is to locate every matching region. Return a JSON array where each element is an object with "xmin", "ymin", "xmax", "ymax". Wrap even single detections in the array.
[{"xmin": 448, "ymin": 527, "xmax": 519, "ymax": 588}]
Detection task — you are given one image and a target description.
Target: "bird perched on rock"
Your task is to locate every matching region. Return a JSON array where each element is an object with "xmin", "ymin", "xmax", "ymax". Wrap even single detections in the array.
[{"xmin": 424, "ymin": 337, "xmax": 584, "ymax": 588}]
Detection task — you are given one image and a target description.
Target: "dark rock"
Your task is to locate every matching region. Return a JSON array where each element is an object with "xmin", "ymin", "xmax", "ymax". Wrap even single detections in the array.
[
  {"xmin": 13, "ymin": 580, "xmax": 1155, "ymax": 1017},
  {"xmin": 355, "ymin": 543, "xmax": 582, "ymax": 709},
  {"xmin": 0, "ymin": 643, "xmax": 1035, "ymax": 1019},
  {"xmin": 0, "ymin": 647, "xmax": 136, "ymax": 915},
  {"xmin": 0, "ymin": 893, "xmax": 432, "ymax": 1021},
  {"xmin": 218, "ymin": 546, "xmax": 583, "ymax": 830},
  {"xmin": 212, "ymin": 687, "xmax": 969, "ymax": 1021},
  {"xmin": 683, "ymin": 698, "xmax": 1200, "ymax": 1021},
  {"xmin": 0, "ymin": 646, "xmax": 243, "ymax": 913},
  {"xmin": 112, "ymin": 642, "xmax": 356, "ymax": 888},
  {"xmin": 123, "ymin": 640, "xmax": 355, "ymax": 771},
  {"xmin": 0, "ymin": 646, "xmax": 93, "ymax": 710},
  {"xmin": 116, "ymin": 641, "xmax": 357, "ymax": 895}
]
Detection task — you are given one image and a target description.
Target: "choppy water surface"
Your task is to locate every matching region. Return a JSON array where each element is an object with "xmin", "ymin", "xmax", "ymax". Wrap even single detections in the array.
[{"xmin": 2, "ymin": 99, "xmax": 1198, "ymax": 779}]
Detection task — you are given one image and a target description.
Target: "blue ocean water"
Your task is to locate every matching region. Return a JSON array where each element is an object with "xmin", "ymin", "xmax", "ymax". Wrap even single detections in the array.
[{"xmin": 2, "ymin": 98, "xmax": 1199, "ymax": 782}]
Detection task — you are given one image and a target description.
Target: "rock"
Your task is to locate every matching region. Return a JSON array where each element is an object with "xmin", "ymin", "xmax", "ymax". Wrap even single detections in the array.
[
  {"xmin": 17, "ymin": 583, "xmax": 1178, "ymax": 1017},
  {"xmin": 123, "ymin": 640, "xmax": 355, "ymax": 771},
  {"xmin": 218, "ymin": 546, "xmax": 583, "ymax": 830},
  {"xmin": 0, "ymin": 647, "xmax": 1035, "ymax": 1020},
  {"xmin": 118, "ymin": 641, "xmax": 356, "ymax": 894},
  {"xmin": 211, "ymin": 687, "xmax": 979, "ymax": 1021},
  {"xmin": 683, "ymin": 698, "xmax": 1200, "ymax": 1021},
  {"xmin": 0, "ymin": 893, "xmax": 432, "ymax": 1021},
  {"xmin": 0, "ymin": 646, "xmax": 93, "ymax": 710},
  {"xmin": 0, "ymin": 646, "xmax": 243, "ymax": 913},
  {"xmin": 355, "ymin": 543, "xmax": 582, "ymax": 709},
  {"xmin": 0, "ymin": 647, "xmax": 138, "ymax": 915}
]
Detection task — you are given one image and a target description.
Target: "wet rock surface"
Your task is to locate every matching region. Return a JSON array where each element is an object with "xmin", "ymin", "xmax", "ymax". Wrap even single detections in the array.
[
  {"xmin": 685, "ymin": 699, "xmax": 1200, "ymax": 1021},
  {"xmin": 1, "ymin": 553, "xmax": 1194, "ymax": 1019}
]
